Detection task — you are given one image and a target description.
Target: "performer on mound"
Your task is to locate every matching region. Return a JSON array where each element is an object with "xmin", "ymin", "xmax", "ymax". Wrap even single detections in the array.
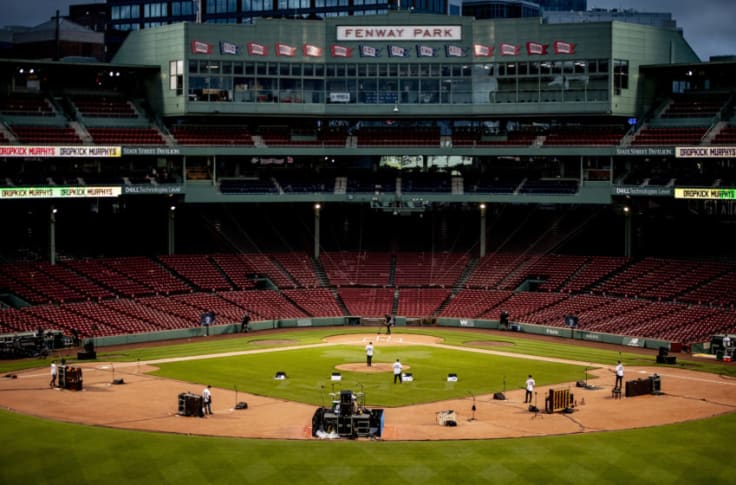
[
  {"xmin": 393, "ymin": 358, "xmax": 403, "ymax": 384},
  {"xmin": 365, "ymin": 341, "xmax": 374, "ymax": 367}
]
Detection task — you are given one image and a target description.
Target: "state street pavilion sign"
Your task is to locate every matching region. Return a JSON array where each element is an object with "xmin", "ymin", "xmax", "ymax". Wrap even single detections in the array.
[{"xmin": 336, "ymin": 26, "xmax": 462, "ymax": 42}]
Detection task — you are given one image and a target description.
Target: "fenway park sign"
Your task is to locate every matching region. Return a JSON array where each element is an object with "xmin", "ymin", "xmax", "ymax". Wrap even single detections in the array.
[{"xmin": 337, "ymin": 25, "xmax": 462, "ymax": 41}]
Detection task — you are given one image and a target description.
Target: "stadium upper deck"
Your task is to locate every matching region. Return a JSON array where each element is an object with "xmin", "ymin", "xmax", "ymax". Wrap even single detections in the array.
[{"xmin": 1, "ymin": 12, "xmax": 735, "ymax": 241}]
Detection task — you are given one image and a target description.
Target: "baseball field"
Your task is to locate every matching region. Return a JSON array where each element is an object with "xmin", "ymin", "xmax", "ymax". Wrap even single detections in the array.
[{"xmin": 1, "ymin": 327, "xmax": 734, "ymax": 484}]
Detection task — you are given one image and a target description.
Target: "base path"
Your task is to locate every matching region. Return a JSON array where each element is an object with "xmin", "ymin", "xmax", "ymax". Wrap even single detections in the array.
[{"xmin": 1, "ymin": 333, "xmax": 735, "ymax": 441}]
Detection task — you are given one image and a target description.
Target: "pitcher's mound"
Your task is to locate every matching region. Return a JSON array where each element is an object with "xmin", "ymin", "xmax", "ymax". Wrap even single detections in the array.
[{"xmin": 335, "ymin": 362, "xmax": 411, "ymax": 373}]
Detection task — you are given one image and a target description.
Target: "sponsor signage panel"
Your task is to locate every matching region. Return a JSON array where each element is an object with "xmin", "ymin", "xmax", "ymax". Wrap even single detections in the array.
[
  {"xmin": 676, "ymin": 146, "xmax": 736, "ymax": 158},
  {"xmin": 0, "ymin": 186, "xmax": 122, "ymax": 199},
  {"xmin": 0, "ymin": 146, "xmax": 121, "ymax": 158},
  {"xmin": 674, "ymin": 188, "xmax": 736, "ymax": 200}
]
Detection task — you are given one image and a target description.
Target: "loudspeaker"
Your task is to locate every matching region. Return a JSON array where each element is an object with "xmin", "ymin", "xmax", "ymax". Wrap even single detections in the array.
[
  {"xmin": 235, "ymin": 402, "xmax": 248, "ymax": 410},
  {"xmin": 649, "ymin": 374, "xmax": 662, "ymax": 394},
  {"xmin": 112, "ymin": 378, "xmax": 125, "ymax": 385},
  {"xmin": 625, "ymin": 378, "xmax": 653, "ymax": 398},
  {"xmin": 493, "ymin": 392, "xmax": 506, "ymax": 400},
  {"xmin": 178, "ymin": 392, "xmax": 204, "ymax": 417}
]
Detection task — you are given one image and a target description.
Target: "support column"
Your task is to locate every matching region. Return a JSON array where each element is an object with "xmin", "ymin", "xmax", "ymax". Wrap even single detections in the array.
[
  {"xmin": 168, "ymin": 205, "xmax": 176, "ymax": 255},
  {"xmin": 479, "ymin": 203, "xmax": 486, "ymax": 258},
  {"xmin": 623, "ymin": 206, "xmax": 632, "ymax": 257},
  {"xmin": 49, "ymin": 206, "xmax": 57, "ymax": 265},
  {"xmin": 314, "ymin": 203, "xmax": 321, "ymax": 260}
]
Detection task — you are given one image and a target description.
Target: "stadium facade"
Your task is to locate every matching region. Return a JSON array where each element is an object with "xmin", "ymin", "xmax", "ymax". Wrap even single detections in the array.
[{"xmin": 1, "ymin": 11, "xmax": 734, "ymax": 259}]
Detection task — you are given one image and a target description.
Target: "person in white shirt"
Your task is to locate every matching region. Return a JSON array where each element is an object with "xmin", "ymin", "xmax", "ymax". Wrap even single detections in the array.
[
  {"xmin": 615, "ymin": 361, "xmax": 624, "ymax": 390},
  {"xmin": 393, "ymin": 359, "xmax": 402, "ymax": 384},
  {"xmin": 202, "ymin": 385, "xmax": 213, "ymax": 415},
  {"xmin": 365, "ymin": 342, "xmax": 374, "ymax": 367},
  {"xmin": 49, "ymin": 361, "xmax": 57, "ymax": 388},
  {"xmin": 524, "ymin": 374, "xmax": 535, "ymax": 403}
]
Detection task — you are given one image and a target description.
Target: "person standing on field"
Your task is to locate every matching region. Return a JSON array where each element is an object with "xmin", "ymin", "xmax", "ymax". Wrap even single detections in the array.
[
  {"xmin": 614, "ymin": 361, "xmax": 624, "ymax": 390},
  {"xmin": 393, "ymin": 358, "xmax": 402, "ymax": 384},
  {"xmin": 524, "ymin": 374, "xmax": 535, "ymax": 404},
  {"xmin": 50, "ymin": 361, "xmax": 57, "ymax": 388},
  {"xmin": 203, "ymin": 385, "xmax": 213, "ymax": 415},
  {"xmin": 365, "ymin": 341, "xmax": 374, "ymax": 367}
]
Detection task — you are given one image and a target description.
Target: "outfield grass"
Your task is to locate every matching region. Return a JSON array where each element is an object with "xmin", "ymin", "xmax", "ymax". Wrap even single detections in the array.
[{"xmin": 0, "ymin": 409, "xmax": 733, "ymax": 484}]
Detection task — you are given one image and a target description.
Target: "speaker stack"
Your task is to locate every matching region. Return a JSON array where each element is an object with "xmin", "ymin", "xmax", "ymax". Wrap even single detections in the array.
[
  {"xmin": 178, "ymin": 392, "xmax": 204, "ymax": 417},
  {"xmin": 656, "ymin": 347, "xmax": 677, "ymax": 365},
  {"xmin": 340, "ymin": 390, "xmax": 354, "ymax": 416},
  {"xmin": 58, "ymin": 366, "xmax": 83, "ymax": 390},
  {"xmin": 625, "ymin": 378, "xmax": 652, "ymax": 397}
]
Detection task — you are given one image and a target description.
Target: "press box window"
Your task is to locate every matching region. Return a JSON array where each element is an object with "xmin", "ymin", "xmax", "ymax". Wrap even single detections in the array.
[
  {"xmin": 613, "ymin": 59, "xmax": 629, "ymax": 94},
  {"xmin": 170, "ymin": 60, "xmax": 184, "ymax": 96}
]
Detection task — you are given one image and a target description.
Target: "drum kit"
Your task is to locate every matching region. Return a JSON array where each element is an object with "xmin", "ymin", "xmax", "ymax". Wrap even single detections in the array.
[{"xmin": 329, "ymin": 390, "xmax": 366, "ymax": 416}]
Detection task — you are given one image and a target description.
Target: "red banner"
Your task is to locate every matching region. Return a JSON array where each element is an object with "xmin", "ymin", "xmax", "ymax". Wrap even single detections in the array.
[
  {"xmin": 473, "ymin": 44, "xmax": 493, "ymax": 57},
  {"xmin": 247, "ymin": 42, "xmax": 267, "ymax": 56},
  {"xmin": 303, "ymin": 44, "xmax": 323, "ymax": 57},
  {"xmin": 554, "ymin": 40, "xmax": 576, "ymax": 54},
  {"xmin": 526, "ymin": 42, "xmax": 548, "ymax": 55},
  {"xmin": 499, "ymin": 43, "xmax": 520, "ymax": 56},
  {"xmin": 190, "ymin": 40, "xmax": 212, "ymax": 55},
  {"xmin": 330, "ymin": 44, "xmax": 352, "ymax": 58},
  {"xmin": 276, "ymin": 43, "xmax": 296, "ymax": 57}
]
